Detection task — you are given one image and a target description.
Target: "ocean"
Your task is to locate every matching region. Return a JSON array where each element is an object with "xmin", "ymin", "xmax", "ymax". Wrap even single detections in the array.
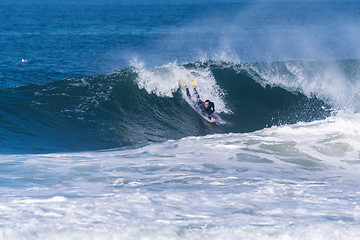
[{"xmin": 1, "ymin": 0, "xmax": 360, "ymax": 239}]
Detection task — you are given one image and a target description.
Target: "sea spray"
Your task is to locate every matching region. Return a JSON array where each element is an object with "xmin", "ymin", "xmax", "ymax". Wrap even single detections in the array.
[{"xmin": 132, "ymin": 59, "xmax": 229, "ymax": 113}]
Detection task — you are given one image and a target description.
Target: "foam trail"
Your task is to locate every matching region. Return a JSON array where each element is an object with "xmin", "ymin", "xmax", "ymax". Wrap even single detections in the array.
[{"xmin": 1, "ymin": 114, "xmax": 360, "ymax": 239}]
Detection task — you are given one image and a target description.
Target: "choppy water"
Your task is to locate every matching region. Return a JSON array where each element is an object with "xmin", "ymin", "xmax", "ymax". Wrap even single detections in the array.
[{"xmin": 1, "ymin": 0, "xmax": 360, "ymax": 239}]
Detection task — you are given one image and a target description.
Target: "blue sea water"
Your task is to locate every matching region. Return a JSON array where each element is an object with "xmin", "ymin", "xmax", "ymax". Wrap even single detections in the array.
[{"xmin": 1, "ymin": 0, "xmax": 360, "ymax": 239}]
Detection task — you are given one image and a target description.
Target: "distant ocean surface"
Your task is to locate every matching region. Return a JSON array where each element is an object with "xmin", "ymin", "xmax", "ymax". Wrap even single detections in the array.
[{"xmin": 1, "ymin": 1, "xmax": 360, "ymax": 239}]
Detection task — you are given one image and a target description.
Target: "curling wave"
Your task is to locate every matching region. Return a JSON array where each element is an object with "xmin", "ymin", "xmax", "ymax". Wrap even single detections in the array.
[{"xmin": 0, "ymin": 61, "xmax": 337, "ymax": 153}]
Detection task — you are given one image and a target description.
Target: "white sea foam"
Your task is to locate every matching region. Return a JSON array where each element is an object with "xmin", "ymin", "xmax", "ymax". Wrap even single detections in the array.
[
  {"xmin": 131, "ymin": 59, "xmax": 229, "ymax": 113},
  {"xmin": 1, "ymin": 223, "xmax": 360, "ymax": 240},
  {"xmin": 0, "ymin": 114, "xmax": 360, "ymax": 239}
]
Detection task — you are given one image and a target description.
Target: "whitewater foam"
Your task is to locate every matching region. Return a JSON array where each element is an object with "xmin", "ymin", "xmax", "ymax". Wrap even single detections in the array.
[
  {"xmin": 0, "ymin": 114, "xmax": 360, "ymax": 239},
  {"xmin": 132, "ymin": 59, "xmax": 229, "ymax": 113}
]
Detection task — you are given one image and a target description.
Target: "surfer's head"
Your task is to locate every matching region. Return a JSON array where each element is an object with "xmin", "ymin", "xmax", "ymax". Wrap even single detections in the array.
[{"xmin": 205, "ymin": 100, "xmax": 210, "ymax": 109}]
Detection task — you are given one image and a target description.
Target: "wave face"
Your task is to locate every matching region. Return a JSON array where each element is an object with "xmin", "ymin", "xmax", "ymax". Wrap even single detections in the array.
[{"xmin": 0, "ymin": 61, "xmax": 335, "ymax": 154}]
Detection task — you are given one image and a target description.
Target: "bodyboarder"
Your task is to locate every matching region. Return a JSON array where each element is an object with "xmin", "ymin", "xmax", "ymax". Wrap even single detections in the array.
[{"xmin": 183, "ymin": 81, "xmax": 216, "ymax": 123}]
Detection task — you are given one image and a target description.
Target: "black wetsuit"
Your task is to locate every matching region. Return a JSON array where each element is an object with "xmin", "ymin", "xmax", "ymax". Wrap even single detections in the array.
[{"xmin": 186, "ymin": 87, "xmax": 215, "ymax": 119}]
